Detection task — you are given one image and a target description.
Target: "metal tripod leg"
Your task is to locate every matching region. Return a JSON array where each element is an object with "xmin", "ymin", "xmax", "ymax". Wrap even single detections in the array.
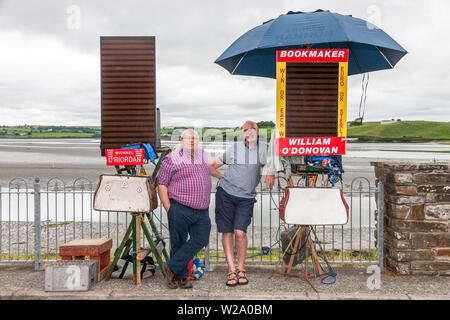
[
  {"xmin": 140, "ymin": 216, "xmax": 167, "ymax": 277},
  {"xmin": 106, "ymin": 221, "xmax": 133, "ymax": 281},
  {"xmin": 145, "ymin": 213, "xmax": 169, "ymax": 260}
]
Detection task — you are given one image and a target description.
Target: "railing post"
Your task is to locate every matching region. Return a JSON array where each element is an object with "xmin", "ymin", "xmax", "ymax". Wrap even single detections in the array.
[
  {"xmin": 377, "ymin": 180, "xmax": 384, "ymax": 273},
  {"xmin": 34, "ymin": 178, "xmax": 41, "ymax": 271},
  {"xmin": 204, "ymin": 243, "xmax": 210, "ymax": 271}
]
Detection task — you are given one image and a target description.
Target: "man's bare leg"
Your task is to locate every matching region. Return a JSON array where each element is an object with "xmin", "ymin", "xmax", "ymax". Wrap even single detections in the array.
[
  {"xmin": 234, "ymin": 229, "xmax": 249, "ymax": 284},
  {"xmin": 222, "ymin": 232, "xmax": 236, "ymax": 272}
]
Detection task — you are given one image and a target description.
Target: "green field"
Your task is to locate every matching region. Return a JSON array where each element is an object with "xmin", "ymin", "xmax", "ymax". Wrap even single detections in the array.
[
  {"xmin": 1, "ymin": 121, "xmax": 449, "ymax": 142},
  {"xmin": 0, "ymin": 125, "xmax": 101, "ymax": 139},
  {"xmin": 347, "ymin": 121, "xmax": 450, "ymax": 142}
]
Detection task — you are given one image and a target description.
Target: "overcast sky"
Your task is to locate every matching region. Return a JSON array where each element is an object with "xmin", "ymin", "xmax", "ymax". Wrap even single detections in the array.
[{"xmin": 0, "ymin": 0, "xmax": 449, "ymax": 127}]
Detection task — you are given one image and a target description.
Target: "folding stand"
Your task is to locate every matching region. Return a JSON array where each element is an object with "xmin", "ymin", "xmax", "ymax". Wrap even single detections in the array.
[
  {"xmin": 270, "ymin": 166, "xmax": 335, "ymax": 295},
  {"xmin": 106, "ymin": 212, "xmax": 169, "ymax": 284},
  {"xmin": 104, "ymin": 148, "xmax": 171, "ymax": 285}
]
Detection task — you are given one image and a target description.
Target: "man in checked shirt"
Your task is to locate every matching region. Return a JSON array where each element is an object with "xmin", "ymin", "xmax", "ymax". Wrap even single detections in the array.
[{"xmin": 157, "ymin": 128, "xmax": 211, "ymax": 289}]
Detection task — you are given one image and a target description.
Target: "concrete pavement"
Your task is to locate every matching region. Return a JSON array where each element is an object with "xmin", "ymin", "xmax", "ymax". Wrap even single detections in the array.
[{"xmin": 0, "ymin": 263, "xmax": 449, "ymax": 300}]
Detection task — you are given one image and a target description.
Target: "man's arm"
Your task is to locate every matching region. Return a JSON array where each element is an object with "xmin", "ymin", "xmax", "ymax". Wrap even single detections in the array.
[
  {"xmin": 156, "ymin": 154, "xmax": 173, "ymax": 213},
  {"xmin": 209, "ymin": 158, "xmax": 224, "ymax": 179},
  {"xmin": 262, "ymin": 129, "xmax": 281, "ymax": 189},
  {"xmin": 158, "ymin": 184, "xmax": 171, "ymax": 213}
]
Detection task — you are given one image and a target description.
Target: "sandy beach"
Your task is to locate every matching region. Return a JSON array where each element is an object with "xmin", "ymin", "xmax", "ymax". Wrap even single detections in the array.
[
  {"xmin": 0, "ymin": 139, "xmax": 381, "ymax": 189},
  {"xmin": 1, "ymin": 138, "xmax": 449, "ymax": 188},
  {"xmin": 1, "ymin": 138, "xmax": 447, "ymax": 259}
]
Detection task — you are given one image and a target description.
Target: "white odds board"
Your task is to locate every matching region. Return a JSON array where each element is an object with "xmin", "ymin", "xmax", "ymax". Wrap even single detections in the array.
[
  {"xmin": 284, "ymin": 187, "xmax": 349, "ymax": 225},
  {"xmin": 93, "ymin": 175, "xmax": 154, "ymax": 213}
]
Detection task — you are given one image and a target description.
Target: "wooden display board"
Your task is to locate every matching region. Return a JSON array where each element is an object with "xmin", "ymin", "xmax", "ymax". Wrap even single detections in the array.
[
  {"xmin": 100, "ymin": 36, "xmax": 157, "ymax": 155},
  {"xmin": 276, "ymin": 49, "xmax": 348, "ymax": 156}
]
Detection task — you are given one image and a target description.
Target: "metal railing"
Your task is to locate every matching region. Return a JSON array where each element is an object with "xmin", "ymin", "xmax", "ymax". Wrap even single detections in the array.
[{"xmin": 0, "ymin": 177, "xmax": 383, "ymax": 271}]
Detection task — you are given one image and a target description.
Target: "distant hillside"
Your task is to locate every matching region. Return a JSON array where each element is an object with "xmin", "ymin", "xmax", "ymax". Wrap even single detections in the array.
[
  {"xmin": 348, "ymin": 121, "xmax": 450, "ymax": 142},
  {"xmin": 1, "ymin": 121, "xmax": 448, "ymax": 142},
  {"xmin": 0, "ymin": 125, "xmax": 100, "ymax": 138}
]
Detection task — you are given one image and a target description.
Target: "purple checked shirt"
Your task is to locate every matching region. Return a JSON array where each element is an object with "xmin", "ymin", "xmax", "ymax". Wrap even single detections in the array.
[{"xmin": 157, "ymin": 148, "xmax": 211, "ymax": 210}]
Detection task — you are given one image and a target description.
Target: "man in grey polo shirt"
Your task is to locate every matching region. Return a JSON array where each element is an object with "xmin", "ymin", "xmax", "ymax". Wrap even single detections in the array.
[{"xmin": 210, "ymin": 120, "xmax": 275, "ymax": 286}]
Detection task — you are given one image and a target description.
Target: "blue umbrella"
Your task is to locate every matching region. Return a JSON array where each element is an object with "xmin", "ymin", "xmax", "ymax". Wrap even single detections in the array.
[{"xmin": 215, "ymin": 10, "xmax": 407, "ymax": 78}]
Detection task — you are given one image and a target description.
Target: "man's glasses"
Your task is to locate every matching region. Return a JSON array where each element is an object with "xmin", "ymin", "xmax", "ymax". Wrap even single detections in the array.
[{"xmin": 181, "ymin": 137, "xmax": 199, "ymax": 141}]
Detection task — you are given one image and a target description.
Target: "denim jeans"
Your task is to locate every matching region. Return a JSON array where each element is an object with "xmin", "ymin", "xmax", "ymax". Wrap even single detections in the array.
[{"xmin": 166, "ymin": 200, "xmax": 211, "ymax": 279}]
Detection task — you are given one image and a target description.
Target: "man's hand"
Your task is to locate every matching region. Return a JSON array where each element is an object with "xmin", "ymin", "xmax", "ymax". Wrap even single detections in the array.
[
  {"xmin": 157, "ymin": 184, "xmax": 171, "ymax": 213},
  {"xmin": 265, "ymin": 173, "xmax": 275, "ymax": 189},
  {"xmin": 209, "ymin": 158, "xmax": 224, "ymax": 180}
]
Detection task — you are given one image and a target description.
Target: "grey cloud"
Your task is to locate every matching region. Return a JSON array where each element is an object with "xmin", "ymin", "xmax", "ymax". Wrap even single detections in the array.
[{"xmin": 0, "ymin": 0, "xmax": 449, "ymax": 127}]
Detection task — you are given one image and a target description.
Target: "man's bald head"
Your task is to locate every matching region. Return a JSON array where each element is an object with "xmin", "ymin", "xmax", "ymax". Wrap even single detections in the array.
[
  {"xmin": 179, "ymin": 128, "xmax": 199, "ymax": 155},
  {"xmin": 243, "ymin": 120, "xmax": 258, "ymax": 129},
  {"xmin": 243, "ymin": 120, "xmax": 259, "ymax": 145}
]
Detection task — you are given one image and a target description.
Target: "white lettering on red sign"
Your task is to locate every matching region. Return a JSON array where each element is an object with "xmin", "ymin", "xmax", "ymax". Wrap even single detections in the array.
[
  {"xmin": 277, "ymin": 137, "xmax": 346, "ymax": 156},
  {"xmin": 105, "ymin": 148, "xmax": 144, "ymax": 166},
  {"xmin": 277, "ymin": 49, "xmax": 347, "ymax": 62}
]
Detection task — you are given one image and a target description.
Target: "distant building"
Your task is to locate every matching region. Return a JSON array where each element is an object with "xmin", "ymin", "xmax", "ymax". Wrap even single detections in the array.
[{"xmin": 380, "ymin": 120, "xmax": 395, "ymax": 125}]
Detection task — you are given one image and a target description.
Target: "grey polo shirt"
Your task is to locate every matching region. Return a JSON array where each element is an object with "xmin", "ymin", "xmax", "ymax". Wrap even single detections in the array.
[{"xmin": 218, "ymin": 140, "xmax": 269, "ymax": 199}]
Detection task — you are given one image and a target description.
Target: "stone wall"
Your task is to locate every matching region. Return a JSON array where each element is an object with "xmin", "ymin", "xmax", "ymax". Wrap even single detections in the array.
[{"xmin": 371, "ymin": 162, "xmax": 449, "ymax": 276}]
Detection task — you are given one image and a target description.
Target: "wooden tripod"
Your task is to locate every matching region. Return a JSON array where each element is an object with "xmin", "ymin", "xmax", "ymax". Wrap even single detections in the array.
[
  {"xmin": 105, "ymin": 148, "xmax": 171, "ymax": 285},
  {"xmin": 269, "ymin": 169, "xmax": 334, "ymax": 291}
]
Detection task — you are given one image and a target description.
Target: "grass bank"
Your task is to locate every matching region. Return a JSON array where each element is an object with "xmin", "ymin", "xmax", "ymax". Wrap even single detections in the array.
[{"xmin": 348, "ymin": 121, "xmax": 450, "ymax": 142}]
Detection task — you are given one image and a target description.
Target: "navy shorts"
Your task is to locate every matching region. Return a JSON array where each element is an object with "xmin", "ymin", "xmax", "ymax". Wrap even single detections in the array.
[{"xmin": 215, "ymin": 187, "xmax": 256, "ymax": 233}]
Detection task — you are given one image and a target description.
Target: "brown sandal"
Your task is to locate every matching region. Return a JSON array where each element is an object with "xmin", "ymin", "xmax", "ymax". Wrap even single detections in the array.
[
  {"xmin": 226, "ymin": 270, "xmax": 238, "ymax": 287},
  {"xmin": 237, "ymin": 268, "xmax": 249, "ymax": 285}
]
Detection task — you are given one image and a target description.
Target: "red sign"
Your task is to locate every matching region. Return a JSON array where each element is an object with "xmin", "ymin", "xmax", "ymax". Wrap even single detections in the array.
[
  {"xmin": 276, "ymin": 137, "xmax": 346, "ymax": 156},
  {"xmin": 277, "ymin": 49, "xmax": 348, "ymax": 63},
  {"xmin": 105, "ymin": 149, "xmax": 144, "ymax": 166}
]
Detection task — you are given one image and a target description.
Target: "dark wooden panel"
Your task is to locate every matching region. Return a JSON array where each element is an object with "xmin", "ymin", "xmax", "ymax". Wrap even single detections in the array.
[
  {"xmin": 102, "ymin": 93, "xmax": 154, "ymax": 98},
  {"xmin": 102, "ymin": 82, "xmax": 154, "ymax": 88},
  {"xmin": 287, "ymin": 128, "xmax": 337, "ymax": 133},
  {"xmin": 101, "ymin": 55, "xmax": 156, "ymax": 61},
  {"xmin": 100, "ymin": 37, "xmax": 156, "ymax": 153},
  {"xmin": 102, "ymin": 121, "xmax": 154, "ymax": 126},
  {"xmin": 287, "ymin": 62, "xmax": 338, "ymax": 69},
  {"xmin": 287, "ymin": 111, "xmax": 338, "ymax": 117},
  {"xmin": 101, "ymin": 66, "xmax": 155, "ymax": 72},
  {"xmin": 286, "ymin": 84, "xmax": 338, "ymax": 89},
  {"xmin": 102, "ymin": 50, "xmax": 155, "ymax": 55},
  {"xmin": 101, "ymin": 44, "xmax": 155, "ymax": 49},
  {"xmin": 285, "ymin": 62, "xmax": 339, "ymax": 138},
  {"xmin": 102, "ymin": 98, "xmax": 155, "ymax": 104},
  {"xmin": 102, "ymin": 88, "xmax": 155, "ymax": 93},
  {"xmin": 102, "ymin": 132, "xmax": 155, "ymax": 137},
  {"xmin": 102, "ymin": 137, "xmax": 155, "ymax": 143},
  {"xmin": 287, "ymin": 106, "xmax": 337, "ymax": 112},
  {"xmin": 101, "ymin": 60, "xmax": 155, "ymax": 66},
  {"xmin": 287, "ymin": 74, "xmax": 337, "ymax": 80},
  {"xmin": 102, "ymin": 72, "xmax": 154, "ymax": 77},
  {"xmin": 285, "ymin": 95, "xmax": 337, "ymax": 100},
  {"xmin": 101, "ymin": 77, "xmax": 155, "ymax": 83},
  {"xmin": 287, "ymin": 101, "xmax": 337, "ymax": 106},
  {"xmin": 102, "ymin": 111, "xmax": 155, "ymax": 116},
  {"xmin": 102, "ymin": 126, "xmax": 154, "ymax": 132}
]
